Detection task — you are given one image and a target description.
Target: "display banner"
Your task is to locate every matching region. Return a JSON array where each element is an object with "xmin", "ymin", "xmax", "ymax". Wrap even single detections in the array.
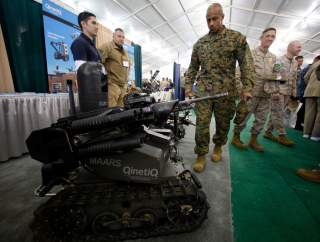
[
  {"xmin": 123, "ymin": 43, "xmax": 135, "ymax": 85},
  {"xmin": 42, "ymin": 0, "xmax": 80, "ymax": 92},
  {"xmin": 173, "ymin": 62, "xmax": 181, "ymax": 100}
]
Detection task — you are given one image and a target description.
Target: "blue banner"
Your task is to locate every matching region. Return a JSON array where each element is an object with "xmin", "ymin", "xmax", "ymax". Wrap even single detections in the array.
[
  {"xmin": 173, "ymin": 62, "xmax": 181, "ymax": 100},
  {"xmin": 42, "ymin": 0, "xmax": 80, "ymax": 92},
  {"xmin": 42, "ymin": 0, "xmax": 78, "ymax": 26}
]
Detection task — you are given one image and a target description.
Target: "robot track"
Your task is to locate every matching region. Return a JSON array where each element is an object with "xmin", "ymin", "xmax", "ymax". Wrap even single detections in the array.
[{"xmin": 31, "ymin": 171, "xmax": 209, "ymax": 242}]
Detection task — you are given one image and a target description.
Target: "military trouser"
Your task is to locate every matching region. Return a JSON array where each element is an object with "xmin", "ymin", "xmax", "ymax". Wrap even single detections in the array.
[
  {"xmin": 233, "ymin": 99, "xmax": 250, "ymax": 135},
  {"xmin": 266, "ymin": 94, "xmax": 290, "ymax": 135},
  {"xmin": 233, "ymin": 97, "xmax": 270, "ymax": 135},
  {"xmin": 304, "ymin": 97, "xmax": 320, "ymax": 138},
  {"xmin": 108, "ymin": 82, "xmax": 127, "ymax": 107},
  {"xmin": 250, "ymin": 97, "xmax": 270, "ymax": 135},
  {"xmin": 194, "ymin": 96, "xmax": 236, "ymax": 155}
]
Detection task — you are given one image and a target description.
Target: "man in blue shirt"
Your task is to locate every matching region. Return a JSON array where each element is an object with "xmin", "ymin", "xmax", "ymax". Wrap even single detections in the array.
[{"xmin": 71, "ymin": 11, "xmax": 101, "ymax": 70}]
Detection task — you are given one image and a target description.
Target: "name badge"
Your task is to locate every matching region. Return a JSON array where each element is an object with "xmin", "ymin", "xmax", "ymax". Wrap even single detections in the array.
[{"xmin": 123, "ymin": 61, "xmax": 129, "ymax": 67}]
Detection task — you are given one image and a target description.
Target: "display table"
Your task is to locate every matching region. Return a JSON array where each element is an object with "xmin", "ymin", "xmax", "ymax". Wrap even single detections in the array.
[{"xmin": 0, "ymin": 93, "xmax": 78, "ymax": 161}]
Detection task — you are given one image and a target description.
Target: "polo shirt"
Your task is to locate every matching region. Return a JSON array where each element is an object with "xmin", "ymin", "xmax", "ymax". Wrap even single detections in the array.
[{"xmin": 71, "ymin": 33, "xmax": 101, "ymax": 62}]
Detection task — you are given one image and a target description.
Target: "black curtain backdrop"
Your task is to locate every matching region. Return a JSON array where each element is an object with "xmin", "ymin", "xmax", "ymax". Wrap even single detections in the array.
[{"xmin": 0, "ymin": 0, "xmax": 48, "ymax": 92}]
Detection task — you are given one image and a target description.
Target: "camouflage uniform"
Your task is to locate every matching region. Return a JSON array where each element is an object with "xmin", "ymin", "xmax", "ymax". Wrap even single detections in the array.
[
  {"xmin": 185, "ymin": 26, "xmax": 254, "ymax": 155},
  {"xmin": 233, "ymin": 99, "xmax": 250, "ymax": 134},
  {"xmin": 233, "ymin": 67, "xmax": 251, "ymax": 135},
  {"xmin": 266, "ymin": 55, "xmax": 298, "ymax": 135},
  {"xmin": 235, "ymin": 47, "xmax": 278, "ymax": 135}
]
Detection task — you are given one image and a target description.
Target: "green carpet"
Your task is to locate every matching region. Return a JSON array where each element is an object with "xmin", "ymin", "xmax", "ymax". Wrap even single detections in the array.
[{"xmin": 229, "ymin": 117, "xmax": 320, "ymax": 242}]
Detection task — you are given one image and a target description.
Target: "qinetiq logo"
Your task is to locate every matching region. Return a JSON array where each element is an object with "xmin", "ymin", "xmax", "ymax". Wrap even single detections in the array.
[{"xmin": 123, "ymin": 167, "xmax": 159, "ymax": 177}]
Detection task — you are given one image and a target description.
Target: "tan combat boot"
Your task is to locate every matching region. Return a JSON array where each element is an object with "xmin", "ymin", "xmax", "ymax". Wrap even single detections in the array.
[
  {"xmin": 211, "ymin": 145, "xmax": 222, "ymax": 162},
  {"xmin": 249, "ymin": 134, "xmax": 264, "ymax": 152},
  {"xmin": 296, "ymin": 169, "xmax": 320, "ymax": 183},
  {"xmin": 231, "ymin": 132, "xmax": 247, "ymax": 149},
  {"xmin": 192, "ymin": 155, "xmax": 206, "ymax": 173},
  {"xmin": 278, "ymin": 135, "xmax": 294, "ymax": 146},
  {"xmin": 263, "ymin": 131, "xmax": 278, "ymax": 142}
]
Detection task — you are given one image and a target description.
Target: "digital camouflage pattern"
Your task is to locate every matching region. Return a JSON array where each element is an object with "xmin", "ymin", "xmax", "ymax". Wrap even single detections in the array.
[
  {"xmin": 185, "ymin": 26, "xmax": 255, "ymax": 155},
  {"xmin": 251, "ymin": 47, "xmax": 278, "ymax": 97},
  {"xmin": 266, "ymin": 55, "xmax": 298, "ymax": 135},
  {"xmin": 278, "ymin": 55, "xmax": 298, "ymax": 96},
  {"xmin": 185, "ymin": 27, "xmax": 254, "ymax": 97},
  {"xmin": 266, "ymin": 94, "xmax": 290, "ymax": 135},
  {"xmin": 233, "ymin": 67, "xmax": 250, "ymax": 135},
  {"xmin": 233, "ymin": 99, "xmax": 250, "ymax": 135},
  {"xmin": 234, "ymin": 46, "xmax": 277, "ymax": 135},
  {"xmin": 195, "ymin": 97, "xmax": 236, "ymax": 155}
]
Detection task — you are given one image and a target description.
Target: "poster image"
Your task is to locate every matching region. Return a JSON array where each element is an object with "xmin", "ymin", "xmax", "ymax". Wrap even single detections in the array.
[{"xmin": 42, "ymin": 0, "xmax": 80, "ymax": 92}]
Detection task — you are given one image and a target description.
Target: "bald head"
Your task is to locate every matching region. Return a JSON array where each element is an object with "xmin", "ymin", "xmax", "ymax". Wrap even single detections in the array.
[
  {"xmin": 287, "ymin": 41, "xmax": 302, "ymax": 57},
  {"xmin": 206, "ymin": 3, "xmax": 224, "ymax": 32},
  {"xmin": 206, "ymin": 3, "xmax": 224, "ymax": 17}
]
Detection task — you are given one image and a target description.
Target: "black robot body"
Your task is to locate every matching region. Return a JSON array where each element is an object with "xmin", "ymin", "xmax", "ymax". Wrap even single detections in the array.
[{"xmin": 26, "ymin": 63, "xmax": 229, "ymax": 241}]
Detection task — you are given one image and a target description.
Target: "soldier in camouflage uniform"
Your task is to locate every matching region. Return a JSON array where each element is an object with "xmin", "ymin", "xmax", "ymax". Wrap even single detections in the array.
[
  {"xmin": 231, "ymin": 28, "xmax": 278, "ymax": 152},
  {"xmin": 232, "ymin": 67, "xmax": 251, "ymax": 149},
  {"xmin": 185, "ymin": 3, "xmax": 254, "ymax": 173},
  {"xmin": 264, "ymin": 41, "xmax": 302, "ymax": 146}
]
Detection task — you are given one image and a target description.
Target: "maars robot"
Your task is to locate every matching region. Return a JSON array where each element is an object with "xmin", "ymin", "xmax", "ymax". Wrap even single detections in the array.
[{"xmin": 26, "ymin": 62, "xmax": 226, "ymax": 242}]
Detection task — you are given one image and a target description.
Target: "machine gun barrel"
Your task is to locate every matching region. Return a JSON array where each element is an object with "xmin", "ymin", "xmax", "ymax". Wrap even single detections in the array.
[
  {"xmin": 179, "ymin": 92, "xmax": 228, "ymax": 105},
  {"xmin": 55, "ymin": 92, "xmax": 229, "ymax": 134},
  {"xmin": 174, "ymin": 92, "xmax": 229, "ymax": 112}
]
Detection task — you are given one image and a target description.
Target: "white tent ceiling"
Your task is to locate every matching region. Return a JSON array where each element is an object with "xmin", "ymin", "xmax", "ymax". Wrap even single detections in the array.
[{"xmin": 58, "ymin": 0, "xmax": 320, "ymax": 77}]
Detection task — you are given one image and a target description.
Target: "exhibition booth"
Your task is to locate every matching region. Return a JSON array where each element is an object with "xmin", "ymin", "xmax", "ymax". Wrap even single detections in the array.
[{"xmin": 0, "ymin": 0, "xmax": 144, "ymax": 161}]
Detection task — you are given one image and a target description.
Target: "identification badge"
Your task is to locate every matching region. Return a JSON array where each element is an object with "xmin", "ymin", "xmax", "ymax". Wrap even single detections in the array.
[{"xmin": 123, "ymin": 60, "xmax": 129, "ymax": 67}]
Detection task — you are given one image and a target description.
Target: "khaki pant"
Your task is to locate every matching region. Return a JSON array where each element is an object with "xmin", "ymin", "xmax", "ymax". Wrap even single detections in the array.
[
  {"xmin": 250, "ymin": 97, "xmax": 270, "ymax": 135},
  {"xmin": 108, "ymin": 82, "xmax": 127, "ymax": 107},
  {"xmin": 266, "ymin": 94, "xmax": 290, "ymax": 135},
  {"xmin": 304, "ymin": 97, "xmax": 320, "ymax": 138},
  {"xmin": 234, "ymin": 97, "xmax": 270, "ymax": 135}
]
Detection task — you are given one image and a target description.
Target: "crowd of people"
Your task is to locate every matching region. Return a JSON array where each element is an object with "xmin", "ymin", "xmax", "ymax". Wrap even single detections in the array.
[
  {"xmin": 70, "ymin": 5, "xmax": 319, "ymax": 184},
  {"xmin": 184, "ymin": 3, "xmax": 320, "ymax": 183}
]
